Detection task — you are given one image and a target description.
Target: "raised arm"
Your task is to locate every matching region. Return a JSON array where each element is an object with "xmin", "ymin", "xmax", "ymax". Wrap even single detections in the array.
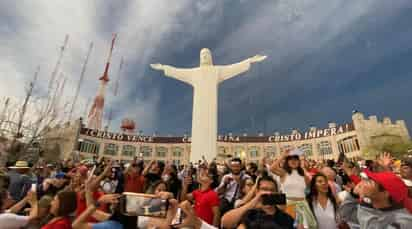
[
  {"xmin": 218, "ymin": 55, "xmax": 266, "ymax": 83},
  {"xmin": 150, "ymin": 63, "xmax": 195, "ymax": 85}
]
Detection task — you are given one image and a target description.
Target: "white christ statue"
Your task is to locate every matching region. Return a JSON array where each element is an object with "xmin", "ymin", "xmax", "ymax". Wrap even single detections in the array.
[{"xmin": 151, "ymin": 48, "xmax": 266, "ymax": 162}]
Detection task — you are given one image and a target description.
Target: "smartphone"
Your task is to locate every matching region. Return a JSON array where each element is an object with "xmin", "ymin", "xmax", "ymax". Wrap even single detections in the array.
[
  {"xmin": 120, "ymin": 192, "xmax": 169, "ymax": 218},
  {"xmin": 261, "ymin": 193, "xmax": 287, "ymax": 205},
  {"xmin": 171, "ymin": 207, "xmax": 186, "ymax": 226}
]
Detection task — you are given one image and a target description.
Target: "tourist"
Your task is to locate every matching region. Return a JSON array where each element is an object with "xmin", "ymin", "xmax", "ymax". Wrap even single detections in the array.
[
  {"xmin": 7, "ymin": 161, "xmax": 33, "ymax": 203},
  {"xmin": 321, "ymin": 166, "xmax": 341, "ymax": 195},
  {"xmin": 234, "ymin": 177, "xmax": 255, "ymax": 208},
  {"xmin": 123, "ymin": 159, "xmax": 145, "ymax": 194},
  {"xmin": 270, "ymin": 149, "xmax": 309, "ymax": 199},
  {"xmin": 216, "ymin": 158, "xmax": 250, "ymax": 215},
  {"xmin": 176, "ymin": 200, "xmax": 217, "ymax": 229},
  {"xmin": 41, "ymin": 191, "xmax": 77, "ymax": 229},
  {"xmin": 181, "ymin": 167, "xmax": 220, "ymax": 226},
  {"xmin": 400, "ymin": 157, "xmax": 412, "ymax": 196},
  {"xmin": 0, "ymin": 189, "xmax": 38, "ymax": 229},
  {"xmin": 143, "ymin": 160, "xmax": 164, "ymax": 192},
  {"xmin": 340, "ymin": 170, "xmax": 412, "ymax": 228},
  {"xmin": 270, "ymin": 149, "xmax": 310, "ymax": 218},
  {"xmin": 99, "ymin": 167, "xmax": 119, "ymax": 194},
  {"xmin": 245, "ymin": 162, "xmax": 258, "ymax": 182},
  {"xmin": 303, "ymin": 173, "xmax": 340, "ymax": 229},
  {"xmin": 221, "ymin": 176, "xmax": 294, "ymax": 229},
  {"xmin": 162, "ymin": 163, "xmax": 181, "ymax": 199}
]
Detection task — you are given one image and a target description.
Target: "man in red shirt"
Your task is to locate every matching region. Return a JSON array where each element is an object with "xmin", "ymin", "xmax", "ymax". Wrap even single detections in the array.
[
  {"xmin": 181, "ymin": 167, "xmax": 220, "ymax": 227},
  {"xmin": 124, "ymin": 160, "xmax": 145, "ymax": 193}
]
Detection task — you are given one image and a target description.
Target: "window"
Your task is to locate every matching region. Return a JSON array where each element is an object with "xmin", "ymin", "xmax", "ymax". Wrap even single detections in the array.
[
  {"xmin": 318, "ymin": 141, "xmax": 333, "ymax": 156},
  {"xmin": 298, "ymin": 144, "xmax": 313, "ymax": 156},
  {"xmin": 173, "ymin": 160, "xmax": 181, "ymax": 165},
  {"xmin": 338, "ymin": 136, "xmax": 360, "ymax": 154},
  {"xmin": 280, "ymin": 145, "xmax": 293, "ymax": 152},
  {"xmin": 264, "ymin": 146, "xmax": 277, "ymax": 157},
  {"xmin": 218, "ymin": 146, "xmax": 229, "ymax": 157},
  {"xmin": 156, "ymin": 147, "xmax": 168, "ymax": 157},
  {"xmin": 233, "ymin": 146, "xmax": 245, "ymax": 158},
  {"xmin": 122, "ymin": 145, "xmax": 136, "ymax": 157},
  {"xmin": 79, "ymin": 139, "xmax": 100, "ymax": 154},
  {"xmin": 172, "ymin": 147, "xmax": 183, "ymax": 157},
  {"xmin": 140, "ymin": 146, "xmax": 152, "ymax": 157},
  {"xmin": 104, "ymin": 143, "xmax": 118, "ymax": 156},
  {"xmin": 248, "ymin": 146, "xmax": 260, "ymax": 158}
]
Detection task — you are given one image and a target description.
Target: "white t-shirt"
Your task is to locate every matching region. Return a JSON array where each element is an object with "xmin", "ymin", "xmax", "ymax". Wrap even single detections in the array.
[
  {"xmin": 0, "ymin": 213, "xmax": 30, "ymax": 229},
  {"xmin": 312, "ymin": 199, "xmax": 337, "ymax": 229},
  {"xmin": 276, "ymin": 170, "xmax": 306, "ymax": 199}
]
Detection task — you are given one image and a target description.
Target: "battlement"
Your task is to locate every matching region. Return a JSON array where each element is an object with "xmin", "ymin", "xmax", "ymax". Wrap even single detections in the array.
[{"xmin": 352, "ymin": 112, "xmax": 406, "ymax": 128}]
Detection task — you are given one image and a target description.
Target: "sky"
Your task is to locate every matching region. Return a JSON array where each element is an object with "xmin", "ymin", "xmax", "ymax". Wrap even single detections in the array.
[{"xmin": 1, "ymin": 0, "xmax": 412, "ymax": 137}]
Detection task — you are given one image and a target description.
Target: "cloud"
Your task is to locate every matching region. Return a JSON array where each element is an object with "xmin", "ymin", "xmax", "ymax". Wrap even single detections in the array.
[{"xmin": 0, "ymin": 0, "xmax": 203, "ymax": 133}]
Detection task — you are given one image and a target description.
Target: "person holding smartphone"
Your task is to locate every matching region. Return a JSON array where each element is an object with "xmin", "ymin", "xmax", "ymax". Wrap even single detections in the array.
[{"xmin": 221, "ymin": 176, "xmax": 294, "ymax": 229}]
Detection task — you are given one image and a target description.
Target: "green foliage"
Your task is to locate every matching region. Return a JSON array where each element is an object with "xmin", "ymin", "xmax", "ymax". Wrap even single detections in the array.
[{"xmin": 364, "ymin": 140, "xmax": 412, "ymax": 159}]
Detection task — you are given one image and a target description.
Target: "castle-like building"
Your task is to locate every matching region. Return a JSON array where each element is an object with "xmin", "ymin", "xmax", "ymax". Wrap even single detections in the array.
[{"xmin": 42, "ymin": 112, "xmax": 410, "ymax": 165}]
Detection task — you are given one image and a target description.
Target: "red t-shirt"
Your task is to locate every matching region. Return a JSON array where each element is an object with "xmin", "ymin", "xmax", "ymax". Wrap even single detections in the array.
[
  {"xmin": 41, "ymin": 217, "xmax": 71, "ymax": 229},
  {"xmin": 124, "ymin": 172, "xmax": 145, "ymax": 193},
  {"xmin": 76, "ymin": 191, "xmax": 106, "ymax": 222},
  {"xmin": 192, "ymin": 188, "xmax": 220, "ymax": 225}
]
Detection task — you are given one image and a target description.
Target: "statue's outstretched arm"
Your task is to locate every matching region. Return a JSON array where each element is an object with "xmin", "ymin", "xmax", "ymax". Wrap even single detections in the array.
[
  {"xmin": 150, "ymin": 63, "xmax": 195, "ymax": 86},
  {"xmin": 218, "ymin": 55, "xmax": 266, "ymax": 83}
]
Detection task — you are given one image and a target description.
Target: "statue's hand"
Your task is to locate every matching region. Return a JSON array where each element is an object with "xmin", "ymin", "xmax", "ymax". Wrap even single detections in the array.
[
  {"xmin": 150, "ymin": 63, "xmax": 164, "ymax": 71},
  {"xmin": 249, "ymin": 55, "xmax": 267, "ymax": 63}
]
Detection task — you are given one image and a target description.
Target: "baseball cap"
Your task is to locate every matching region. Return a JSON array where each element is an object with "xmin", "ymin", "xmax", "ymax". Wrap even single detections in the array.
[{"xmin": 364, "ymin": 169, "xmax": 412, "ymax": 213}]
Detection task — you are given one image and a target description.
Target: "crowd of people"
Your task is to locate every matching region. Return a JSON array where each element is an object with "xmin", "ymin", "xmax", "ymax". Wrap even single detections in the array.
[{"xmin": 0, "ymin": 149, "xmax": 412, "ymax": 229}]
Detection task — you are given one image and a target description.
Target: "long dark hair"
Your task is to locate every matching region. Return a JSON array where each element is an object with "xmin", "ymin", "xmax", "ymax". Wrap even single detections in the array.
[
  {"xmin": 306, "ymin": 173, "xmax": 338, "ymax": 220},
  {"xmin": 55, "ymin": 191, "xmax": 77, "ymax": 217},
  {"xmin": 283, "ymin": 156, "xmax": 304, "ymax": 176}
]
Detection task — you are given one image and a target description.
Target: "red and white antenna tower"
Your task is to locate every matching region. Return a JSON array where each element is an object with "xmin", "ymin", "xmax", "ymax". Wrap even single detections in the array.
[
  {"xmin": 69, "ymin": 42, "xmax": 94, "ymax": 121},
  {"xmin": 87, "ymin": 34, "xmax": 117, "ymax": 130}
]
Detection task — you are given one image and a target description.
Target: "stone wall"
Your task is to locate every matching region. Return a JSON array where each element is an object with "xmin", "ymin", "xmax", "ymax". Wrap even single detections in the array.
[{"xmin": 352, "ymin": 112, "xmax": 410, "ymax": 152}]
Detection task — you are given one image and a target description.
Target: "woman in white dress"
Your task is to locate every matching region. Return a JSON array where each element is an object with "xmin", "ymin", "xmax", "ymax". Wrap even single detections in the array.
[
  {"xmin": 304, "ymin": 173, "xmax": 339, "ymax": 229},
  {"xmin": 270, "ymin": 149, "xmax": 310, "ymax": 218}
]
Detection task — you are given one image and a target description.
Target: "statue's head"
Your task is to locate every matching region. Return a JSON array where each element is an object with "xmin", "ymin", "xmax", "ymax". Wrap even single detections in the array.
[{"xmin": 200, "ymin": 48, "xmax": 213, "ymax": 66}]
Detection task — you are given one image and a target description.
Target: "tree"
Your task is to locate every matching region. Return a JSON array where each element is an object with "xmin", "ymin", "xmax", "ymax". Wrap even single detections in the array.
[{"xmin": 362, "ymin": 140, "xmax": 412, "ymax": 159}]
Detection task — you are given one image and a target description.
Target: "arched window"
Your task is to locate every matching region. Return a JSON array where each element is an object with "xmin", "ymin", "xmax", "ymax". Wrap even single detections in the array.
[
  {"xmin": 140, "ymin": 146, "xmax": 152, "ymax": 157},
  {"xmin": 104, "ymin": 143, "xmax": 118, "ymax": 156},
  {"xmin": 172, "ymin": 147, "xmax": 183, "ymax": 157},
  {"xmin": 79, "ymin": 139, "xmax": 100, "ymax": 154},
  {"xmin": 248, "ymin": 146, "xmax": 260, "ymax": 158},
  {"xmin": 318, "ymin": 141, "xmax": 333, "ymax": 156},
  {"xmin": 122, "ymin": 145, "xmax": 136, "ymax": 157},
  {"xmin": 234, "ymin": 146, "xmax": 245, "ymax": 158},
  {"xmin": 264, "ymin": 146, "xmax": 277, "ymax": 157},
  {"xmin": 156, "ymin": 147, "xmax": 168, "ymax": 157},
  {"xmin": 298, "ymin": 144, "xmax": 313, "ymax": 156}
]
